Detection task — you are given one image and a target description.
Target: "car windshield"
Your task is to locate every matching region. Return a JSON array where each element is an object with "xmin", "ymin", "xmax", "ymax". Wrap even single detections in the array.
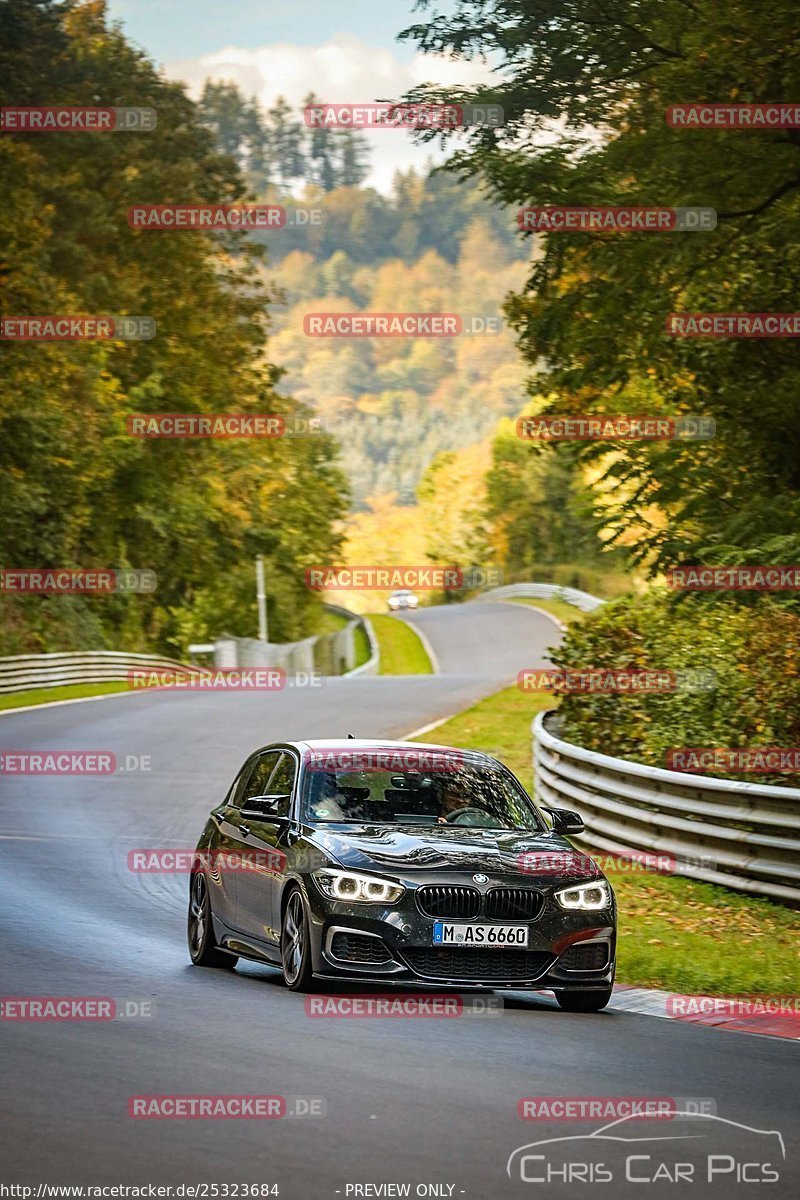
[{"xmin": 301, "ymin": 763, "xmax": 544, "ymax": 830}]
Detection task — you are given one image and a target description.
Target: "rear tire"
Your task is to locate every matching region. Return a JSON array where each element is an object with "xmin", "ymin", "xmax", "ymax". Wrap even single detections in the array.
[
  {"xmin": 556, "ymin": 988, "xmax": 613, "ymax": 1012},
  {"xmin": 188, "ymin": 870, "xmax": 238, "ymax": 969},
  {"xmin": 281, "ymin": 888, "xmax": 315, "ymax": 992}
]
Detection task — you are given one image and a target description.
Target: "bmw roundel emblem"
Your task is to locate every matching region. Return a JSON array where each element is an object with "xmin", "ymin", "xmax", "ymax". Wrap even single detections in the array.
[{"xmin": 472, "ymin": 873, "xmax": 489, "ymax": 884}]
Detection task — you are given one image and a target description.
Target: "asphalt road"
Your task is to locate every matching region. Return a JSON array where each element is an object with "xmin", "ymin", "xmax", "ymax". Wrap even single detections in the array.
[{"xmin": 0, "ymin": 601, "xmax": 797, "ymax": 1198}]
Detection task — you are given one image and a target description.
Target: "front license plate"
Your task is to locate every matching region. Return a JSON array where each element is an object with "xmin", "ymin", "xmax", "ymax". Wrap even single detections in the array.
[{"xmin": 432, "ymin": 922, "xmax": 528, "ymax": 947}]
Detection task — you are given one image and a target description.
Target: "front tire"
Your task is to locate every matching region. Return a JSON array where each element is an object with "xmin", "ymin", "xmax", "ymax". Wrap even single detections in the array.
[
  {"xmin": 556, "ymin": 987, "xmax": 613, "ymax": 1012},
  {"xmin": 188, "ymin": 870, "xmax": 238, "ymax": 968},
  {"xmin": 281, "ymin": 888, "xmax": 315, "ymax": 992}
]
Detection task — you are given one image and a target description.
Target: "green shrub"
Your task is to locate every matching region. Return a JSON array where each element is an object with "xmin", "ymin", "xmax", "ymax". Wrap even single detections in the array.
[{"xmin": 550, "ymin": 591, "xmax": 800, "ymax": 786}]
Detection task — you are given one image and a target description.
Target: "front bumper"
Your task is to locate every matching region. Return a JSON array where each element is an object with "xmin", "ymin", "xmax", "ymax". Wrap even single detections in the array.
[{"xmin": 302, "ymin": 873, "xmax": 616, "ymax": 991}]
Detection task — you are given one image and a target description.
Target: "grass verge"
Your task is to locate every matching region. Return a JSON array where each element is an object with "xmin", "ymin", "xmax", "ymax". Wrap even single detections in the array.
[
  {"xmin": 0, "ymin": 681, "xmax": 130, "ymax": 712},
  {"xmin": 415, "ymin": 684, "xmax": 799, "ymax": 995},
  {"xmin": 370, "ymin": 614, "xmax": 433, "ymax": 675},
  {"xmin": 352, "ymin": 621, "xmax": 372, "ymax": 669}
]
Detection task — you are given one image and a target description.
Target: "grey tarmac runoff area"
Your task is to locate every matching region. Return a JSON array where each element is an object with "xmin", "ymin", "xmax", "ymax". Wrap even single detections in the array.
[{"xmin": 0, "ymin": 602, "xmax": 797, "ymax": 1198}]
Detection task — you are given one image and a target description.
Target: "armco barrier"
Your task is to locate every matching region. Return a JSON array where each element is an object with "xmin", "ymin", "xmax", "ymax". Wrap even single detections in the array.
[
  {"xmin": 319, "ymin": 603, "xmax": 379, "ymax": 677},
  {"xmin": 473, "ymin": 581, "xmax": 605, "ymax": 612},
  {"xmin": 0, "ymin": 651, "xmax": 209, "ymax": 694},
  {"xmin": 338, "ymin": 609, "xmax": 380, "ymax": 678},
  {"xmin": 533, "ymin": 710, "xmax": 800, "ymax": 904},
  {"xmin": 0, "ymin": 609, "xmax": 379, "ymax": 696},
  {"xmin": 208, "ymin": 605, "xmax": 378, "ymax": 678}
]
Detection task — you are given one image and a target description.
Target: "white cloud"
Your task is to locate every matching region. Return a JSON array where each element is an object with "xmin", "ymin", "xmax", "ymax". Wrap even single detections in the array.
[{"xmin": 165, "ymin": 33, "xmax": 495, "ymax": 192}]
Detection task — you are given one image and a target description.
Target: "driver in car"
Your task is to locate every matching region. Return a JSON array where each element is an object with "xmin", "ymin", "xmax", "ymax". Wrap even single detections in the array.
[{"xmin": 437, "ymin": 782, "xmax": 473, "ymax": 823}]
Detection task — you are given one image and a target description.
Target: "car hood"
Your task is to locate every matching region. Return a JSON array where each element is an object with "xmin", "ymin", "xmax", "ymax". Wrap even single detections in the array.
[{"xmin": 307, "ymin": 824, "xmax": 602, "ymax": 883}]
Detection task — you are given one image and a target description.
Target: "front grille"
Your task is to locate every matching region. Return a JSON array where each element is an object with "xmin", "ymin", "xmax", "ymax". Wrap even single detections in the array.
[
  {"xmin": 402, "ymin": 947, "xmax": 554, "ymax": 982},
  {"xmin": 560, "ymin": 942, "xmax": 609, "ymax": 971},
  {"xmin": 329, "ymin": 931, "xmax": 392, "ymax": 965},
  {"xmin": 415, "ymin": 885, "xmax": 481, "ymax": 919},
  {"xmin": 485, "ymin": 888, "xmax": 544, "ymax": 921}
]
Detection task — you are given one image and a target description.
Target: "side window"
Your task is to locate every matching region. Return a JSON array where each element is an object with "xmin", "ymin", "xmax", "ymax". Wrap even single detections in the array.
[
  {"xmin": 227, "ymin": 758, "xmax": 257, "ymax": 808},
  {"xmin": 239, "ymin": 751, "xmax": 282, "ymax": 808},
  {"xmin": 266, "ymin": 753, "xmax": 297, "ymax": 818}
]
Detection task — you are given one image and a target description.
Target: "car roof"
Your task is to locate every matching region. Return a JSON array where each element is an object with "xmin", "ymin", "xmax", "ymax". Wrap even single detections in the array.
[{"xmin": 268, "ymin": 738, "xmax": 498, "ymax": 765}]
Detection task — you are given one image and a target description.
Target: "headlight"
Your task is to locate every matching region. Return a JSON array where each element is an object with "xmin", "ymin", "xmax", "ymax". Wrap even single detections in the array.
[
  {"xmin": 312, "ymin": 868, "xmax": 405, "ymax": 904},
  {"xmin": 555, "ymin": 880, "xmax": 611, "ymax": 910}
]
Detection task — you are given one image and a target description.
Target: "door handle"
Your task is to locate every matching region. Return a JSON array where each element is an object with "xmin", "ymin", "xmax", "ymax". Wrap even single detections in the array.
[{"xmin": 238, "ymin": 823, "xmax": 251, "ymax": 837}]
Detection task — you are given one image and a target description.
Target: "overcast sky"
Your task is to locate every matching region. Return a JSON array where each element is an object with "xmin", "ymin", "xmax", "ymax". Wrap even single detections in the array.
[{"xmin": 106, "ymin": 1, "xmax": 494, "ymax": 191}]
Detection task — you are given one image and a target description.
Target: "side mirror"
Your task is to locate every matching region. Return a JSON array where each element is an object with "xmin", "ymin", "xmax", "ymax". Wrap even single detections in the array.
[
  {"xmin": 544, "ymin": 806, "xmax": 585, "ymax": 835},
  {"xmin": 240, "ymin": 794, "xmax": 290, "ymax": 818}
]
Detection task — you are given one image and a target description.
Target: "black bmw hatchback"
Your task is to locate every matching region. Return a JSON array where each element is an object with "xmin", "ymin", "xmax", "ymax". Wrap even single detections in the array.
[{"xmin": 188, "ymin": 739, "xmax": 616, "ymax": 1010}]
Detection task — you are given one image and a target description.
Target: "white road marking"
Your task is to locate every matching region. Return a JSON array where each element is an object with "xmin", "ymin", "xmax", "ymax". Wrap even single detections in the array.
[{"xmin": 401, "ymin": 714, "xmax": 456, "ymax": 740}]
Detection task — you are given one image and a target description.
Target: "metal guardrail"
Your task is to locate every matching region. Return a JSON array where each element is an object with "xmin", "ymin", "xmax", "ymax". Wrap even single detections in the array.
[
  {"xmin": 0, "ymin": 607, "xmax": 379, "ymax": 697},
  {"xmin": 342, "ymin": 611, "xmax": 380, "ymax": 677},
  {"xmin": 320, "ymin": 603, "xmax": 379, "ymax": 677},
  {"xmin": 213, "ymin": 605, "xmax": 379, "ymax": 678},
  {"xmin": 0, "ymin": 650, "xmax": 208, "ymax": 694},
  {"xmin": 533, "ymin": 710, "xmax": 800, "ymax": 904},
  {"xmin": 474, "ymin": 581, "xmax": 605, "ymax": 612}
]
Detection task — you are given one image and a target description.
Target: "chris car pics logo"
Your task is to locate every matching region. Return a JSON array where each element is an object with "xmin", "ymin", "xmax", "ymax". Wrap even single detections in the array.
[{"xmin": 507, "ymin": 1113, "xmax": 785, "ymax": 1185}]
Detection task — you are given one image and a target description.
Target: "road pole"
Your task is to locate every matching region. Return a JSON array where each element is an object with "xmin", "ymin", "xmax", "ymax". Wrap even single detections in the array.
[{"xmin": 256, "ymin": 555, "xmax": 268, "ymax": 642}]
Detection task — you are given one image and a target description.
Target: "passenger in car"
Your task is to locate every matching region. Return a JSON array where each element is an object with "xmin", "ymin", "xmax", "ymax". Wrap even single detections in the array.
[{"xmin": 307, "ymin": 774, "xmax": 347, "ymax": 820}]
